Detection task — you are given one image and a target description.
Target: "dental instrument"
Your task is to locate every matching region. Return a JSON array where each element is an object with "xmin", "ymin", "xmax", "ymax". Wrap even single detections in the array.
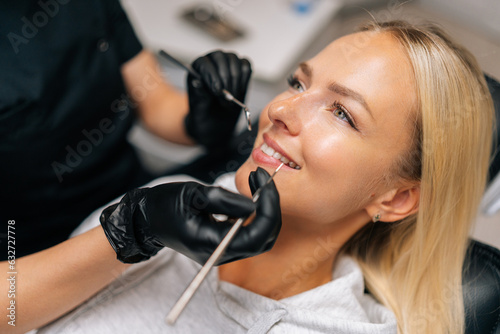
[
  {"xmin": 158, "ymin": 50, "xmax": 252, "ymax": 131},
  {"xmin": 165, "ymin": 162, "xmax": 285, "ymax": 325}
]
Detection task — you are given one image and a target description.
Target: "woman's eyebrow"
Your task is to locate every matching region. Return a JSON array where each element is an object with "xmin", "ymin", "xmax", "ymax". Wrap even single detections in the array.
[
  {"xmin": 299, "ymin": 62, "xmax": 312, "ymax": 77},
  {"xmin": 298, "ymin": 61, "xmax": 374, "ymax": 120},
  {"xmin": 328, "ymin": 82, "xmax": 374, "ymax": 120}
]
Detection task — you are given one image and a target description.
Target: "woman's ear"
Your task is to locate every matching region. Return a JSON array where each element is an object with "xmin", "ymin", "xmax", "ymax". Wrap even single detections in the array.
[{"xmin": 365, "ymin": 184, "xmax": 420, "ymax": 223}]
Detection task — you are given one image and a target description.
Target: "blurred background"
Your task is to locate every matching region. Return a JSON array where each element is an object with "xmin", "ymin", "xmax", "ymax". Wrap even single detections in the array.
[{"xmin": 119, "ymin": 0, "xmax": 500, "ymax": 248}]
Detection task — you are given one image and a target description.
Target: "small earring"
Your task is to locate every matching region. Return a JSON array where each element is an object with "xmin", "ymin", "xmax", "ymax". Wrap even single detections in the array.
[{"xmin": 372, "ymin": 213, "xmax": 381, "ymax": 223}]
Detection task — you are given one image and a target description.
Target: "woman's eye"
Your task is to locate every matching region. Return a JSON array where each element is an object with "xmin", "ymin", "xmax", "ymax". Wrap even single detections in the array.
[
  {"xmin": 331, "ymin": 102, "xmax": 358, "ymax": 131},
  {"xmin": 333, "ymin": 107, "xmax": 347, "ymax": 121},
  {"xmin": 287, "ymin": 75, "xmax": 304, "ymax": 92}
]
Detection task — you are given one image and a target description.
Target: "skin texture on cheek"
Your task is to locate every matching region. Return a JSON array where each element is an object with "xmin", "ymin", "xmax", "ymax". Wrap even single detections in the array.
[
  {"xmin": 236, "ymin": 135, "xmax": 383, "ymax": 227},
  {"xmin": 236, "ymin": 109, "xmax": 395, "ymax": 227}
]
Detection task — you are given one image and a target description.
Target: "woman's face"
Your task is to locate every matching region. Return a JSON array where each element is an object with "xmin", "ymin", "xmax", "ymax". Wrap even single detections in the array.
[{"xmin": 236, "ymin": 31, "xmax": 417, "ymax": 227}]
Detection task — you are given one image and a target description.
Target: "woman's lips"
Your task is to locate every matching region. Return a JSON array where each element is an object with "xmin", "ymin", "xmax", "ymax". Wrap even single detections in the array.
[
  {"xmin": 263, "ymin": 133, "xmax": 301, "ymax": 169},
  {"xmin": 251, "ymin": 134, "xmax": 301, "ymax": 170},
  {"xmin": 259, "ymin": 143, "xmax": 301, "ymax": 169},
  {"xmin": 252, "ymin": 146, "xmax": 296, "ymax": 170}
]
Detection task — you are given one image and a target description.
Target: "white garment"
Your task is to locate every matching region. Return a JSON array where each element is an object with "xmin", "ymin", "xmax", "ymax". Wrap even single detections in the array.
[{"xmin": 38, "ymin": 173, "xmax": 397, "ymax": 334}]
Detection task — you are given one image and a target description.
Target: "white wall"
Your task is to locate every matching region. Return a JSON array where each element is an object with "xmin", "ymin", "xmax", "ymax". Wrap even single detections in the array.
[{"xmin": 419, "ymin": 0, "xmax": 500, "ymax": 42}]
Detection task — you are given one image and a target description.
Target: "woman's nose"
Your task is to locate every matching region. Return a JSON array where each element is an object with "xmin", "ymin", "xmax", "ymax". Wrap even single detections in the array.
[{"xmin": 267, "ymin": 95, "xmax": 304, "ymax": 136}]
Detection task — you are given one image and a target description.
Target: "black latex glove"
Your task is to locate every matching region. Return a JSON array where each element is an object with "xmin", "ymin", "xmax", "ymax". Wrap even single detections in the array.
[
  {"xmin": 185, "ymin": 50, "xmax": 252, "ymax": 149},
  {"xmin": 100, "ymin": 171, "xmax": 280, "ymax": 264}
]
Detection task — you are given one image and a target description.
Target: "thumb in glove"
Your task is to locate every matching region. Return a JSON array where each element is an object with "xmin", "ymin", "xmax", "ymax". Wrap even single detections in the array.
[{"xmin": 217, "ymin": 167, "xmax": 282, "ymax": 264}]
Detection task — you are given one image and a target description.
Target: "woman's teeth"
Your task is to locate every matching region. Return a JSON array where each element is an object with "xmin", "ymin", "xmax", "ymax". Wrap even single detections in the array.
[{"xmin": 260, "ymin": 143, "xmax": 301, "ymax": 169}]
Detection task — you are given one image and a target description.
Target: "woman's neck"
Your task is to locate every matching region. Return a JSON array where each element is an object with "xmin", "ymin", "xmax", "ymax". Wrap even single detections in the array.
[{"xmin": 218, "ymin": 217, "xmax": 346, "ymax": 300}]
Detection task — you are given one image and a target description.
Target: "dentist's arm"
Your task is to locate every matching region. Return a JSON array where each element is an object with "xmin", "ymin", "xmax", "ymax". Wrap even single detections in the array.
[
  {"xmin": 121, "ymin": 50, "xmax": 193, "ymax": 145},
  {"xmin": 121, "ymin": 50, "xmax": 252, "ymax": 149},
  {"xmin": 0, "ymin": 177, "xmax": 280, "ymax": 333},
  {"xmin": 0, "ymin": 226, "xmax": 129, "ymax": 334}
]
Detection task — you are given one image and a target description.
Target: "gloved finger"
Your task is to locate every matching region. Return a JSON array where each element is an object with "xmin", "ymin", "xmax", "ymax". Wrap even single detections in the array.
[
  {"xmin": 226, "ymin": 52, "xmax": 240, "ymax": 96},
  {"xmin": 187, "ymin": 71, "xmax": 207, "ymax": 93},
  {"xmin": 221, "ymin": 52, "xmax": 251, "ymax": 103},
  {"xmin": 235, "ymin": 58, "xmax": 252, "ymax": 101},
  {"xmin": 250, "ymin": 168, "xmax": 281, "ymax": 228},
  {"xmin": 186, "ymin": 69, "xmax": 215, "ymax": 141},
  {"xmin": 234, "ymin": 168, "xmax": 281, "ymax": 250},
  {"xmin": 191, "ymin": 52, "xmax": 224, "ymax": 96},
  {"xmin": 185, "ymin": 183, "xmax": 255, "ymax": 218},
  {"xmin": 245, "ymin": 182, "xmax": 282, "ymax": 246},
  {"xmin": 209, "ymin": 51, "xmax": 233, "ymax": 95},
  {"xmin": 248, "ymin": 167, "xmax": 271, "ymax": 195}
]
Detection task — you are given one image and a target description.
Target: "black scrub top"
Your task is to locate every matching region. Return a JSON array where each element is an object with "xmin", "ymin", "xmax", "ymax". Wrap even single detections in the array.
[{"xmin": 0, "ymin": 0, "xmax": 151, "ymax": 258}]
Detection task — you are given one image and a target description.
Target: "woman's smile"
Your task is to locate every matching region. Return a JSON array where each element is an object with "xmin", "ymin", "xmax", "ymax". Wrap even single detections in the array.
[{"xmin": 252, "ymin": 133, "xmax": 302, "ymax": 171}]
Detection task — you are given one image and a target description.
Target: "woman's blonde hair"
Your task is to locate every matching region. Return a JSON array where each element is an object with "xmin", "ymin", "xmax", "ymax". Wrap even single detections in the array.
[{"xmin": 341, "ymin": 21, "xmax": 494, "ymax": 333}]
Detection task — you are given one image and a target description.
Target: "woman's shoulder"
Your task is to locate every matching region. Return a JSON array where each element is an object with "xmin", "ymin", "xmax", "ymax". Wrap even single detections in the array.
[{"xmin": 274, "ymin": 255, "xmax": 397, "ymax": 333}]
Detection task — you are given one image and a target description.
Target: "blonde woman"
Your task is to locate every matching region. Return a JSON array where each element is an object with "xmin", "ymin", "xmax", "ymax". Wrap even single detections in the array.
[{"xmin": 39, "ymin": 20, "xmax": 493, "ymax": 333}]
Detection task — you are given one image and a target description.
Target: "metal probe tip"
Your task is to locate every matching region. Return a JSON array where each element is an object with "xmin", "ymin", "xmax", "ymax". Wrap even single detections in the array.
[
  {"xmin": 221, "ymin": 89, "xmax": 252, "ymax": 131},
  {"xmin": 245, "ymin": 109, "xmax": 252, "ymax": 131},
  {"xmin": 273, "ymin": 162, "xmax": 285, "ymax": 176},
  {"xmin": 165, "ymin": 163, "xmax": 283, "ymax": 325}
]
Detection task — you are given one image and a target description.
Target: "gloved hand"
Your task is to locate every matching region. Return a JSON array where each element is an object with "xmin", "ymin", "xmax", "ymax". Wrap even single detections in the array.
[
  {"xmin": 185, "ymin": 50, "xmax": 252, "ymax": 149},
  {"xmin": 100, "ymin": 168, "xmax": 281, "ymax": 264}
]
